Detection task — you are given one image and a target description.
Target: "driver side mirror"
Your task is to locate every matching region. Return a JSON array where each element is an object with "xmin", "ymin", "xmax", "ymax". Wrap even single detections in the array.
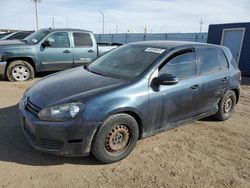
[
  {"xmin": 41, "ymin": 40, "xmax": 51, "ymax": 48},
  {"xmin": 153, "ymin": 73, "xmax": 179, "ymax": 85}
]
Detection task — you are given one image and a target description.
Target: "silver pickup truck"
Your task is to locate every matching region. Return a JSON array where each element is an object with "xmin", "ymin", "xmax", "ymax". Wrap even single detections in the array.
[{"xmin": 0, "ymin": 28, "xmax": 119, "ymax": 81}]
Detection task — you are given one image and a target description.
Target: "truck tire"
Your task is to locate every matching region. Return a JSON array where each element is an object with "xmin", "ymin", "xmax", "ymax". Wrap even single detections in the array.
[
  {"xmin": 91, "ymin": 113, "xmax": 139, "ymax": 164},
  {"xmin": 213, "ymin": 90, "xmax": 236, "ymax": 121},
  {"xmin": 6, "ymin": 60, "xmax": 34, "ymax": 82}
]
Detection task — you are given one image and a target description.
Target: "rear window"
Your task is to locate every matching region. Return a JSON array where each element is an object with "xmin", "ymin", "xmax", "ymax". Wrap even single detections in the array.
[
  {"xmin": 73, "ymin": 32, "xmax": 93, "ymax": 47},
  {"xmin": 198, "ymin": 48, "xmax": 220, "ymax": 74}
]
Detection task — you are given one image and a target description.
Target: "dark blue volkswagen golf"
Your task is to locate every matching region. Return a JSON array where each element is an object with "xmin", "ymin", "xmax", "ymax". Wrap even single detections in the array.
[{"xmin": 19, "ymin": 41, "xmax": 241, "ymax": 163}]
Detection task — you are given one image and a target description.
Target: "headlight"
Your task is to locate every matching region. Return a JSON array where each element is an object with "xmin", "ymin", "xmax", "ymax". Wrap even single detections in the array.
[{"xmin": 38, "ymin": 102, "xmax": 84, "ymax": 122}]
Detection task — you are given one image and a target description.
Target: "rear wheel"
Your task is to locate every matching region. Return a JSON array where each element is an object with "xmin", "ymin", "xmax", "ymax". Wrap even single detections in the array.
[
  {"xmin": 91, "ymin": 113, "xmax": 139, "ymax": 164},
  {"xmin": 6, "ymin": 60, "xmax": 34, "ymax": 81},
  {"xmin": 214, "ymin": 90, "xmax": 236, "ymax": 121}
]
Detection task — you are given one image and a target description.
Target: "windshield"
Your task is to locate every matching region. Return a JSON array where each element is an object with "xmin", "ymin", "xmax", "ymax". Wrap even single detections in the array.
[
  {"xmin": 88, "ymin": 45, "xmax": 165, "ymax": 79},
  {"xmin": 24, "ymin": 30, "xmax": 50, "ymax": 44}
]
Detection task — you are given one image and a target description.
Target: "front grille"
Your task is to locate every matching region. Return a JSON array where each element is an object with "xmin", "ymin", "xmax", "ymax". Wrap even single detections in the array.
[{"xmin": 25, "ymin": 100, "xmax": 41, "ymax": 115}]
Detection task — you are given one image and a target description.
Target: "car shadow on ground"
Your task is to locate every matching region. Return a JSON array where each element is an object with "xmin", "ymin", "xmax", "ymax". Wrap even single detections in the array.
[{"xmin": 0, "ymin": 104, "xmax": 102, "ymax": 166}]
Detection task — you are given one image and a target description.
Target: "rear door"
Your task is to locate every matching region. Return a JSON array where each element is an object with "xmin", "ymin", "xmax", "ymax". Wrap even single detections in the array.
[
  {"xmin": 72, "ymin": 32, "xmax": 97, "ymax": 67},
  {"xmin": 148, "ymin": 48, "xmax": 201, "ymax": 132},
  {"xmin": 37, "ymin": 32, "xmax": 73, "ymax": 71},
  {"xmin": 196, "ymin": 47, "xmax": 229, "ymax": 115}
]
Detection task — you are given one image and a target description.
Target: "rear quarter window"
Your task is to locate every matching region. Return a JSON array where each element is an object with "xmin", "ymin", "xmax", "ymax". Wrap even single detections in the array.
[
  {"xmin": 219, "ymin": 49, "xmax": 229, "ymax": 70},
  {"xmin": 223, "ymin": 47, "xmax": 238, "ymax": 69},
  {"xmin": 73, "ymin": 32, "xmax": 93, "ymax": 47},
  {"xmin": 198, "ymin": 48, "xmax": 220, "ymax": 74}
]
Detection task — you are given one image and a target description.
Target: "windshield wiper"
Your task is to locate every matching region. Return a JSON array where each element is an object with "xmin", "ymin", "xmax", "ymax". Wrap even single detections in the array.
[{"xmin": 84, "ymin": 66, "xmax": 108, "ymax": 77}]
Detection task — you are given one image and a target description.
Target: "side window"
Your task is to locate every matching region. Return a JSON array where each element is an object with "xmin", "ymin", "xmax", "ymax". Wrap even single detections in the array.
[
  {"xmin": 46, "ymin": 32, "xmax": 70, "ymax": 48},
  {"xmin": 73, "ymin": 32, "xmax": 93, "ymax": 47},
  {"xmin": 219, "ymin": 50, "xmax": 229, "ymax": 69},
  {"xmin": 198, "ymin": 48, "xmax": 220, "ymax": 74},
  {"xmin": 159, "ymin": 51, "xmax": 197, "ymax": 79}
]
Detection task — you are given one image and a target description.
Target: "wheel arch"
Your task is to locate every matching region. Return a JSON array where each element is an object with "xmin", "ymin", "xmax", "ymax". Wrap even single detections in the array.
[
  {"xmin": 230, "ymin": 88, "xmax": 240, "ymax": 104},
  {"xmin": 6, "ymin": 57, "xmax": 36, "ymax": 74},
  {"xmin": 100, "ymin": 108, "xmax": 145, "ymax": 140}
]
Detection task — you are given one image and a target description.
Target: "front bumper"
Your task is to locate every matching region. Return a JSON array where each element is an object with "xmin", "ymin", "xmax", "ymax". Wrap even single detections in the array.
[
  {"xmin": 19, "ymin": 98, "xmax": 100, "ymax": 157},
  {"xmin": 0, "ymin": 61, "xmax": 6, "ymax": 78}
]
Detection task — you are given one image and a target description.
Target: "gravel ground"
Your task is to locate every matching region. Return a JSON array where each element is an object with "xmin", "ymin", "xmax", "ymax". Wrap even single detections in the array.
[{"xmin": 0, "ymin": 76, "xmax": 249, "ymax": 188}]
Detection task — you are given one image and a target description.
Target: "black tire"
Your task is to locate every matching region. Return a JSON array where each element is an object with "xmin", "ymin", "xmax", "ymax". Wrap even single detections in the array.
[
  {"xmin": 214, "ymin": 90, "xmax": 236, "ymax": 121},
  {"xmin": 91, "ymin": 113, "xmax": 139, "ymax": 164},
  {"xmin": 6, "ymin": 60, "xmax": 34, "ymax": 82}
]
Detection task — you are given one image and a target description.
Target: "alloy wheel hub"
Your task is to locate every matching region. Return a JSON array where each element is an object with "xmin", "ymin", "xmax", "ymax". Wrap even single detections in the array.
[{"xmin": 12, "ymin": 65, "xmax": 30, "ymax": 81}]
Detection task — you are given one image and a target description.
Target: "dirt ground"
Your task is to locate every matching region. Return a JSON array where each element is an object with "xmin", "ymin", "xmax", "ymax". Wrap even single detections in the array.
[{"xmin": 0, "ymin": 76, "xmax": 249, "ymax": 188}]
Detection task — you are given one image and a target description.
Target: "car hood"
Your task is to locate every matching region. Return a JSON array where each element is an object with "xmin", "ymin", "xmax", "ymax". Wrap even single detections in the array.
[
  {"xmin": 25, "ymin": 67, "xmax": 128, "ymax": 108},
  {"xmin": 0, "ymin": 39, "xmax": 26, "ymax": 47}
]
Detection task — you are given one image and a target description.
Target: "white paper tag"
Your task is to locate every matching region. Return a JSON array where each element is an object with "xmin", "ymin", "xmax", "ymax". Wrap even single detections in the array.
[{"xmin": 145, "ymin": 48, "xmax": 165, "ymax": 54}]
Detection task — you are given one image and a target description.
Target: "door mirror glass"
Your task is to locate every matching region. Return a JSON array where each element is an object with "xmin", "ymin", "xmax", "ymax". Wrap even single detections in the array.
[{"xmin": 154, "ymin": 73, "xmax": 178, "ymax": 85}]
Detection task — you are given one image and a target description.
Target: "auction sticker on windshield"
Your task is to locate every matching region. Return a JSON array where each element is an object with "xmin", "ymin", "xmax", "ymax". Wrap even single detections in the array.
[{"xmin": 144, "ymin": 48, "xmax": 165, "ymax": 54}]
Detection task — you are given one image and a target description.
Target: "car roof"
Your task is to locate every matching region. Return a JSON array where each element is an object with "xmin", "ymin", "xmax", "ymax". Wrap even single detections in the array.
[
  {"xmin": 40, "ymin": 28, "xmax": 92, "ymax": 33},
  {"xmin": 129, "ymin": 40, "xmax": 222, "ymax": 50}
]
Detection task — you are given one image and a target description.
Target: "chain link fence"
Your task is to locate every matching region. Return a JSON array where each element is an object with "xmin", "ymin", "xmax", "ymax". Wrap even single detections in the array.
[{"xmin": 95, "ymin": 32, "xmax": 208, "ymax": 44}]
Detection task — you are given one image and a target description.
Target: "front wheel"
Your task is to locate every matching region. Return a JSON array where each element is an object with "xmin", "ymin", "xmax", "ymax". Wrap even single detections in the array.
[
  {"xmin": 6, "ymin": 60, "xmax": 34, "ymax": 81},
  {"xmin": 91, "ymin": 113, "xmax": 139, "ymax": 164},
  {"xmin": 214, "ymin": 90, "xmax": 236, "ymax": 121}
]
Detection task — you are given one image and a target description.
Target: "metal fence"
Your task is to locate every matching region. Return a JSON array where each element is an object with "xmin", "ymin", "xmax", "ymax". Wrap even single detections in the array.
[{"xmin": 95, "ymin": 32, "xmax": 208, "ymax": 44}]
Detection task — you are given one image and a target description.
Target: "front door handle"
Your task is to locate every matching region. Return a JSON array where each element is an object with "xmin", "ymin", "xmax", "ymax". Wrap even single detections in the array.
[
  {"xmin": 190, "ymin": 84, "xmax": 199, "ymax": 90},
  {"xmin": 63, "ymin": 50, "xmax": 71, "ymax": 53},
  {"xmin": 88, "ymin": 49, "xmax": 95, "ymax": 53}
]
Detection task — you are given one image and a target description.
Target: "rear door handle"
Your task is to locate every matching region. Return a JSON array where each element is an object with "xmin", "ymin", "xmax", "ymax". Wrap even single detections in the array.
[
  {"xmin": 88, "ymin": 49, "xmax": 95, "ymax": 53},
  {"xmin": 221, "ymin": 77, "xmax": 229, "ymax": 82},
  {"xmin": 63, "ymin": 50, "xmax": 71, "ymax": 53},
  {"xmin": 190, "ymin": 84, "xmax": 199, "ymax": 90}
]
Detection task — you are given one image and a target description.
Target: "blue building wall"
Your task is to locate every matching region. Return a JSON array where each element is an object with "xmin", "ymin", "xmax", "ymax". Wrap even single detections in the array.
[
  {"xmin": 95, "ymin": 32, "xmax": 208, "ymax": 44},
  {"xmin": 207, "ymin": 22, "xmax": 250, "ymax": 76}
]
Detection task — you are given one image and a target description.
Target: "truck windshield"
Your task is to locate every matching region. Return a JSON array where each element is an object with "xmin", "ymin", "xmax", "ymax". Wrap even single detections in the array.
[
  {"xmin": 88, "ymin": 45, "xmax": 165, "ymax": 79},
  {"xmin": 24, "ymin": 30, "xmax": 50, "ymax": 44}
]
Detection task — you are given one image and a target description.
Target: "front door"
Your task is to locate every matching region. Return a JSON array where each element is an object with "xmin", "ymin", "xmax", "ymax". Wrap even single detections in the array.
[
  {"xmin": 147, "ymin": 49, "xmax": 200, "ymax": 133},
  {"xmin": 221, "ymin": 28, "xmax": 245, "ymax": 63},
  {"xmin": 38, "ymin": 32, "xmax": 73, "ymax": 71}
]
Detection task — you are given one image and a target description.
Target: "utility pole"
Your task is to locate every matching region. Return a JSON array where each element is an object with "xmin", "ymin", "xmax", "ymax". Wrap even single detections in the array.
[
  {"xmin": 199, "ymin": 18, "xmax": 204, "ymax": 33},
  {"xmin": 52, "ymin": 17, "xmax": 55, "ymax": 28},
  {"xmin": 31, "ymin": 0, "xmax": 41, "ymax": 30},
  {"xmin": 116, "ymin": 25, "xmax": 118, "ymax": 34},
  {"xmin": 98, "ymin": 11, "xmax": 104, "ymax": 34},
  {"xmin": 66, "ymin": 16, "xmax": 69, "ymax": 28}
]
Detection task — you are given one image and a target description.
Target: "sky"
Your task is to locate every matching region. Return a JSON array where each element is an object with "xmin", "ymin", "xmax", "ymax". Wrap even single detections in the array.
[{"xmin": 0, "ymin": 0, "xmax": 249, "ymax": 34}]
